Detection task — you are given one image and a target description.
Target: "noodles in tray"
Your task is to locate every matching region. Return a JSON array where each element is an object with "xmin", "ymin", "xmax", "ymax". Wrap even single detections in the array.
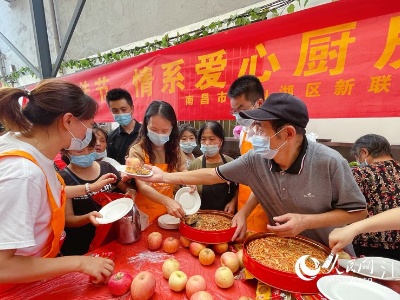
[
  {"xmin": 187, "ymin": 213, "xmax": 231, "ymax": 231},
  {"xmin": 246, "ymin": 236, "xmax": 327, "ymax": 273}
]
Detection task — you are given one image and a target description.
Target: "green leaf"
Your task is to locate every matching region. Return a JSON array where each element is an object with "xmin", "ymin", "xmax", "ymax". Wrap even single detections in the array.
[
  {"xmin": 287, "ymin": 4, "xmax": 295, "ymax": 13},
  {"xmin": 8, "ymin": 3, "xmax": 285, "ymax": 80},
  {"xmin": 270, "ymin": 8, "xmax": 279, "ymax": 17}
]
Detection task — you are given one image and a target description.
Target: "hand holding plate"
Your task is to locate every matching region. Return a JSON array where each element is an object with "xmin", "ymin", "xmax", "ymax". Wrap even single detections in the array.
[{"xmin": 88, "ymin": 211, "xmax": 103, "ymax": 226}]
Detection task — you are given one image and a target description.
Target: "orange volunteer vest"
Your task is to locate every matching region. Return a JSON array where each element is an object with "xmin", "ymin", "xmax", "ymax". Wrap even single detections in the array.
[
  {"xmin": 134, "ymin": 152, "xmax": 174, "ymax": 223},
  {"xmin": 0, "ymin": 150, "xmax": 66, "ymax": 258},
  {"xmin": 238, "ymin": 131, "xmax": 269, "ymax": 232}
]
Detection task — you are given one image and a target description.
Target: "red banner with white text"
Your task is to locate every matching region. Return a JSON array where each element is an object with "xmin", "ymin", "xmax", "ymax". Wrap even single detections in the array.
[{"xmin": 57, "ymin": 0, "xmax": 400, "ymax": 123}]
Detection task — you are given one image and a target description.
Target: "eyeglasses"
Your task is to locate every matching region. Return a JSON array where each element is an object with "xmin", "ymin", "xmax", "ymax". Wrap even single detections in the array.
[{"xmin": 230, "ymin": 104, "xmax": 256, "ymax": 116}]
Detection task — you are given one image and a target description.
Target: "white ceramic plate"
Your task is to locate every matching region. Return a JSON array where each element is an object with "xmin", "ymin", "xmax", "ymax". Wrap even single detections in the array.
[
  {"xmin": 158, "ymin": 214, "xmax": 181, "ymax": 229},
  {"xmin": 96, "ymin": 198, "xmax": 133, "ymax": 224},
  {"xmin": 158, "ymin": 223, "xmax": 179, "ymax": 230},
  {"xmin": 115, "ymin": 165, "xmax": 125, "ymax": 172},
  {"xmin": 175, "ymin": 187, "xmax": 201, "ymax": 215},
  {"xmin": 158, "ymin": 214, "xmax": 180, "ymax": 225},
  {"xmin": 317, "ymin": 275, "xmax": 400, "ymax": 300},
  {"xmin": 117, "ymin": 165, "xmax": 153, "ymax": 177},
  {"xmin": 158, "ymin": 214, "xmax": 180, "ymax": 230},
  {"xmin": 338, "ymin": 257, "xmax": 400, "ymax": 281}
]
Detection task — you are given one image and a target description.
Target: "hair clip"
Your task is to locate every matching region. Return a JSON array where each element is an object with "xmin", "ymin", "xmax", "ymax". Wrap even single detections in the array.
[{"xmin": 25, "ymin": 89, "xmax": 31, "ymax": 96}]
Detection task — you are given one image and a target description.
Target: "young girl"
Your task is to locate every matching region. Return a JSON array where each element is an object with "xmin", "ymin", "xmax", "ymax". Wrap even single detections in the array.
[
  {"xmin": 0, "ymin": 79, "xmax": 115, "ymax": 287},
  {"xmin": 178, "ymin": 124, "xmax": 198, "ymax": 169},
  {"xmin": 189, "ymin": 121, "xmax": 238, "ymax": 214},
  {"xmin": 93, "ymin": 125, "xmax": 120, "ymax": 168},
  {"xmin": 60, "ymin": 132, "xmax": 131, "ymax": 255}
]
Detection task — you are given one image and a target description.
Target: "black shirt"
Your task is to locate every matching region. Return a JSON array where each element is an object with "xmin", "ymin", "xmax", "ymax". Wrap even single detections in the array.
[
  {"xmin": 107, "ymin": 120, "xmax": 141, "ymax": 164},
  {"xmin": 59, "ymin": 161, "xmax": 121, "ymax": 255}
]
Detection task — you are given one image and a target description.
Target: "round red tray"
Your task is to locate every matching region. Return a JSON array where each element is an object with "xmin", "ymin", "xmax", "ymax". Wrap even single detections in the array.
[
  {"xmin": 179, "ymin": 210, "xmax": 236, "ymax": 244},
  {"xmin": 243, "ymin": 232, "xmax": 336, "ymax": 294}
]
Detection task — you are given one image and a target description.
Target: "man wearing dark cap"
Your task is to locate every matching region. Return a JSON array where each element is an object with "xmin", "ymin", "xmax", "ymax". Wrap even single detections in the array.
[{"xmin": 129, "ymin": 93, "xmax": 367, "ymax": 255}]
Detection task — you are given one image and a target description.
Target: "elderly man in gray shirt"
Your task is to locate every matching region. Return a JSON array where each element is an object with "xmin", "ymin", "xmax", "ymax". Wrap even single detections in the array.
[{"xmin": 131, "ymin": 93, "xmax": 367, "ymax": 255}]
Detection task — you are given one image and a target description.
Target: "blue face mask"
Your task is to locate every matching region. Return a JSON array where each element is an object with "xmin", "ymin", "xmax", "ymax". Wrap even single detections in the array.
[
  {"xmin": 70, "ymin": 152, "xmax": 97, "ymax": 168},
  {"xmin": 200, "ymin": 144, "xmax": 220, "ymax": 157},
  {"xmin": 147, "ymin": 129, "xmax": 170, "ymax": 147},
  {"xmin": 180, "ymin": 141, "xmax": 197, "ymax": 154},
  {"xmin": 95, "ymin": 150, "xmax": 107, "ymax": 160},
  {"xmin": 66, "ymin": 119, "xmax": 93, "ymax": 151},
  {"xmin": 252, "ymin": 127, "xmax": 287, "ymax": 160},
  {"xmin": 357, "ymin": 160, "xmax": 368, "ymax": 167},
  {"xmin": 113, "ymin": 113, "xmax": 132, "ymax": 126},
  {"xmin": 233, "ymin": 113, "xmax": 254, "ymax": 128}
]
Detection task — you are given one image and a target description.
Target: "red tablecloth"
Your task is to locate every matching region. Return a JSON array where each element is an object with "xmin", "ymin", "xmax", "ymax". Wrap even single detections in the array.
[
  {"xmin": 1, "ymin": 223, "xmax": 257, "ymax": 300},
  {"xmin": 2, "ymin": 222, "xmax": 400, "ymax": 300}
]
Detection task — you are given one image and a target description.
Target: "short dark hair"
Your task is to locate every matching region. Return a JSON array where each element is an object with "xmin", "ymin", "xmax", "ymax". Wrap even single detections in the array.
[
  {"xmin": 350, "ymin": 134, "xmax": 393, "ymax": 159},
  {"xmin": 227, "ymin": 75, "xmax": 264, "ymax": 104},
  {"xmin": 197, "ymin": 121, "xmax": 225, "ymax": 151},
  {"xmin": 179, "ymin": 124, "xmax": 197, "ymax": 139},
  {"xmin": 106, "ymin": 88, "xmax": 133, "ymax": 107}
]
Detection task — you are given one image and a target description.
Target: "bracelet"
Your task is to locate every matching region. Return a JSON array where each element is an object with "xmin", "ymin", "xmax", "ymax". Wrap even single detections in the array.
[{"xmin": 85, "ymin": 183, "xmax": 93, "ymax": 196}]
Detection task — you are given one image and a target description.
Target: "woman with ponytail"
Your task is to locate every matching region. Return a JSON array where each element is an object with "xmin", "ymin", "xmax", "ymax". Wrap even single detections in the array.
[{"xmin": 0, "ymin": 79, "xmax": 116, "ymax": 289}]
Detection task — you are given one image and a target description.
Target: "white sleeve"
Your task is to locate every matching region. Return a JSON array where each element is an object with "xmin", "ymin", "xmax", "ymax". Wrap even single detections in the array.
[{"xmin": 0, "ymin": 158, "xmax": 47, "ymax": 251}]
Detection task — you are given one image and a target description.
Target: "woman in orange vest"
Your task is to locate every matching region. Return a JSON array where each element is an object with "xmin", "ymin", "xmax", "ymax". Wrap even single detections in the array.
[
  {"xmin": 0, "ymin": 79, "xmax": 116, "ymax": 289},
  {"xmin": 228, "ymin": 75, "xmax": 269, "ymax": 233},
  {"xmin": 128, "ymin": 100, "xmax": 188, "ymax": 224}
]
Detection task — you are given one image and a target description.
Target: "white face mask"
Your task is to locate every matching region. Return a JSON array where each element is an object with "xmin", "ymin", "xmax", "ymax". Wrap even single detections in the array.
[
  {"xmin": 200, "ymin": 144, "xmax": 220, "ymax": 157},
  {"xmin": 147, "ymin": 129, "xmax": 170, "ymax": 147},
  {"xmin": 357, "ymin": 159, "xmax": 368, "ymax": 167},
  {"xmin": 251, "ymin": 127, "xmax": 287, "ymax": 159},
  {"xmin": 180, "ymin": 141, "xmax": 197, "ymax": 154},
  {"xmin": 66, "ymin": 119, "xmax": 92, "ymax": 151},
  {"xmin": 247, "ymin": 126, "xmax": 257, "ymax": 137},
  {"xmin": 95, "ymin": 149, "xmax": 107, "ymax": 160},
  {"xmin": 233, "ymin": 113, "xmax": 254, "ymax": 128}
]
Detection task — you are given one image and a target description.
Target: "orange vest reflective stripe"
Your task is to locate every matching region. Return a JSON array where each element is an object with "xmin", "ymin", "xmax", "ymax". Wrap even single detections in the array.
[{"xmin": 0, "ymin": 150, "xmax": 66, "ymax": 258}]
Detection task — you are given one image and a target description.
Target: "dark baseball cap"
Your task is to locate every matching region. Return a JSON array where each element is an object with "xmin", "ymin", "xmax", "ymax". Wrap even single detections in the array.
[{"xmin": 239, "ymin": 93, "xmax": 309, "ymax": 128}]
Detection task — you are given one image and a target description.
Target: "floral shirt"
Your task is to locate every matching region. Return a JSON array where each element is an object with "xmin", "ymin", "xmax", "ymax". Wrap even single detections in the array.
[{"xmin": 352, "ymin": 160, "xmax": 400, "ymax": 249}]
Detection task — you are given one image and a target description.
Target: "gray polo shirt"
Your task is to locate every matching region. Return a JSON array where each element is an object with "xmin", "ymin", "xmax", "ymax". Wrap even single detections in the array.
[{"xmin": 216, "ymin": 139, "xmax": 366, "ymax": 252}]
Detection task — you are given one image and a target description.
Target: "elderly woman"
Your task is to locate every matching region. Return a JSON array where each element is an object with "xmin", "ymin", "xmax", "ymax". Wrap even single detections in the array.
[
  {"xmin": 189, "ymin": 121, "xmax": 238, "ymax": 214},
  {"xmin": 350, "ymin": 134, "xmax": 400, "ymax": 260}
]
